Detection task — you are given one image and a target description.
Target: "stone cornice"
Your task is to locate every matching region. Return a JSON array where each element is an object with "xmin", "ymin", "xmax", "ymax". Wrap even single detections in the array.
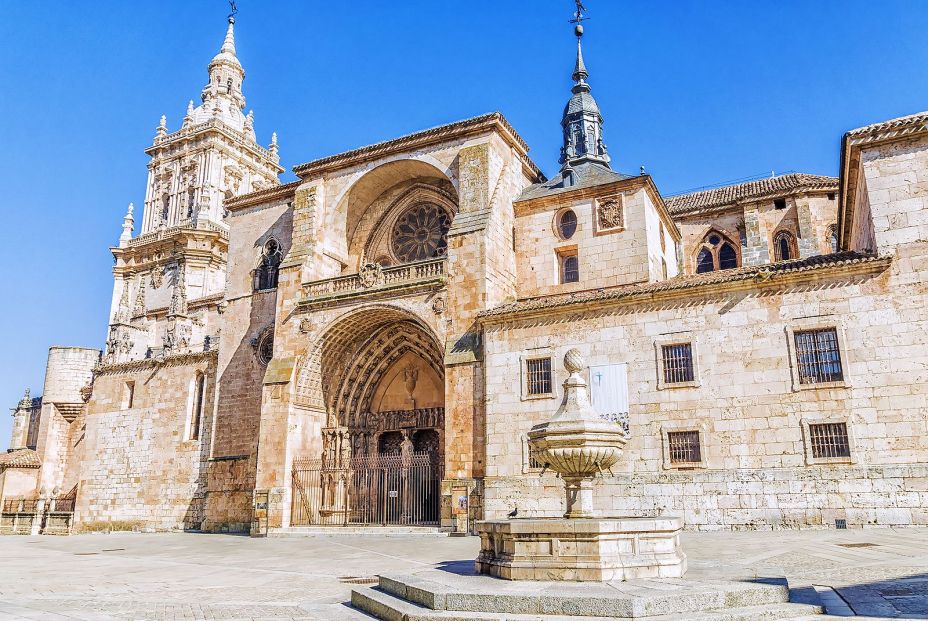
[
  {"xmin": 225, "ymin": 180, "xmax": 300, "ymax": 212},
  {"xmin": 113, "ymin": 226, "xmax": 228, "ymax": 272},
  {"xmin": 94, "ymin": 349, "xmax": 217, "ymax": 376},
  {"xmin": 292, "ymin": 112, "xmax": 543, "ymax": 181},
  {"xmin": 146, "ymin": 119, "xmax": 284, "ymax": 174},
  {"xmin": 478, "ymin": 252, "xmax": 890, "ymax": 325}
]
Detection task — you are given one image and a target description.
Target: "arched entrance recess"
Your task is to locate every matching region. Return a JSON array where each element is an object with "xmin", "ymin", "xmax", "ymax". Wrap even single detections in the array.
[{"xmin": 292, "ymin": 306, "xmax": 445, "ymax": 526}]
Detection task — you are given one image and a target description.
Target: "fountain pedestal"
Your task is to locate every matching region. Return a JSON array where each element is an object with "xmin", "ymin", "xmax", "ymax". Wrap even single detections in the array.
[{"xmin": 476, "ymin": 349, "xmax": 687, "ymax": 581}]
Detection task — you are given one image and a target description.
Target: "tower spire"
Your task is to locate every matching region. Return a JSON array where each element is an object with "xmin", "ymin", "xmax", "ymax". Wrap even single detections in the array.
[{"xmin": 559, "ymin": 0, "xmax": 609, "ymax": 170}]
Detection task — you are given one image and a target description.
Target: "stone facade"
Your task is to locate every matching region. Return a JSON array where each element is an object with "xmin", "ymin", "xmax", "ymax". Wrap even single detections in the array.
[{"xmin": 6, "ymin": 15, "xmax": 928, "ymax": 534}]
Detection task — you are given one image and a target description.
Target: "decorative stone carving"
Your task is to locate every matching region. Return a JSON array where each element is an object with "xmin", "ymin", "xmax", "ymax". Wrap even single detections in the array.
[
  {"xmin": 358, "ymin": 262, "xmax": 383, "ymax": 288},
  {"xmin": 150, "ymin": 266, "xmax": 164, "ymax": 289},
  {"xmin": 133, "ymin": 275, "xmax": 146, "ymax": 317},
  {"xmin": 596, "ymin": 194, "xmax": 623, "ymax": 231},
  {"xmin": 298, "ymin": 318, "xmax": 313, "ymax": 333},
  {"xmin": 431, "ymin": 296, "xmax": 446, "ymax": 315}
]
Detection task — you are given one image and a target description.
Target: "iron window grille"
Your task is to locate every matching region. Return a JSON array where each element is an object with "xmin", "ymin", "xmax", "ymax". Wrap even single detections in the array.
[
  {"xmin": 667, "ymin": 430, "xmax": 701, "ymax": 464},
  {"xmin": 526, "ymin": 358, "xmax": 553, "ymax": 396},
  {"xmin": 794, "ymin": 328, "xmax": 843, "ymax": 384},
  {"xmin": 561, "ymin": 253, "xmax": 579, "ymax": 283},
  {"xmin": 662, "ymin": 343, "xmax": 695, "ymax": 384},
  {"xmin": 808, "ymin": 422, "xmax": 851, "ymax": 459}
]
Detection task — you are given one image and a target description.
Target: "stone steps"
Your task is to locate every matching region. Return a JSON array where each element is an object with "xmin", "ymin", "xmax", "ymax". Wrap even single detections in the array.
[
  {"xmin": 376, "ymin": 573, "xmax": 791, "ymax": 617},
  {"xmin": 351, "ymin": 586, "xmax": 824, "ymax": 621},
  {"xmin": 267, "ymin": 526, "xmax": 448, "ymax": 537},
  {"xmin": 350, "ymin": 572, "xmax": 825, "ymax": 620}
]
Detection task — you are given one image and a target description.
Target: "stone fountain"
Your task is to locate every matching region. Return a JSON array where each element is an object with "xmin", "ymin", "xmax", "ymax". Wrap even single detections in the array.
[
  {"xmin": 350, "ymin": 350, "xmax": 825, "ymax": 619},
  {"xmin": 475, "ymin": 349, "xmax": 687, "ymax": 581}
]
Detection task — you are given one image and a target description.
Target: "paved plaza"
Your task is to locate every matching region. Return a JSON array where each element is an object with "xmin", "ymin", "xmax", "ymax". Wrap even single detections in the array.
[{"xmin": 0, "ymin": 529, "xmax": 926, "ymax": 620}]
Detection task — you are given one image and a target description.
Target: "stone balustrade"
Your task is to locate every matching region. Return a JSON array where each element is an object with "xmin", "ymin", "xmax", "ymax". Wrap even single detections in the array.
[{"xmin": 301, "ymin": 258, "xmax": 446, "ymax": 305}]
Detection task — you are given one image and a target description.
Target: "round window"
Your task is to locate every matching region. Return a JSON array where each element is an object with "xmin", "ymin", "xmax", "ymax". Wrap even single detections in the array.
[
  {"xmin": 558, "ymin": 209, "xmax": 578, "ymax": 239},
  {"xmin": 391, "ymin": 202, "xmax": 451, "ymax": 263}
]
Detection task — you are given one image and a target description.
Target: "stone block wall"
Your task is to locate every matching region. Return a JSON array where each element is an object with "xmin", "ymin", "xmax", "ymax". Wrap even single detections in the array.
[
  {"xmin": 75, "ymin": 354, "xmax": 216, "ymax": 530},
  {"xmin": 484, "ymin": 464, "xmax": 928, "ymax": 530},
  {"xmin": 481, "ymin": 246, "xmax": 928, "ymax": 528}
]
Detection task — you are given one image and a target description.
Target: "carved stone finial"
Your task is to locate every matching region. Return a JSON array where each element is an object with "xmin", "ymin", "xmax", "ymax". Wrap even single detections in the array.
[
  {"xmin": 119, "ymin": 202, "xmax": 135, "ymax": 247},
  {"xmin": 156, "ymin": 115, "xmax": 167, "ymax": 138},
  {"xmin": 564, "ymin": 348, "xmax": 585, "ymax": 374}
]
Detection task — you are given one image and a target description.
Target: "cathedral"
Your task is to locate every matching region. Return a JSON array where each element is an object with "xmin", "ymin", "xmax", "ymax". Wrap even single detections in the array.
[{"xmin": 3, "ymin": 10, "xmax": 928, "ymax": 535}]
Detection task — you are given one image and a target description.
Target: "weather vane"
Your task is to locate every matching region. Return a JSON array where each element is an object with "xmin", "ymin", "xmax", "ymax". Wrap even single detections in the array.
[
  {"xmin": 569, "ymin": 0, "xmax": 587, "ymax": 26},
  {"xmin": 228, "ymin": 0, "xmax": 238, "ymax": 20}
]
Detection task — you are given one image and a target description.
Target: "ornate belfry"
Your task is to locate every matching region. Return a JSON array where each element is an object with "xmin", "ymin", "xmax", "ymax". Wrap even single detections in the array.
[{"xmin": 319, "ymin": 318, "xmax": 445, "ymax": 469}]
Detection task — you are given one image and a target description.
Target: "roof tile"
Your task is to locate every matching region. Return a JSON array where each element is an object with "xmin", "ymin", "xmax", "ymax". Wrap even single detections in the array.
[{"xmin": 665, "ymin": 173, "xmax": 837, "ymax": 216}]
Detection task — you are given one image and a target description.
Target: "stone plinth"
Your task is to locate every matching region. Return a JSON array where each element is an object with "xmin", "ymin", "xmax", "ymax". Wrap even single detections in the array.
[{"xmin": 475, "ymin": 516, "xmax": 686, "ymax": 581}]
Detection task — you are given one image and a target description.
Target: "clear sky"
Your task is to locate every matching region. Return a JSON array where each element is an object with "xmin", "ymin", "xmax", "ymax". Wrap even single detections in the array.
[{"xmin": 1, "ymin": 0, "xmax": 927, "ymax": 443}]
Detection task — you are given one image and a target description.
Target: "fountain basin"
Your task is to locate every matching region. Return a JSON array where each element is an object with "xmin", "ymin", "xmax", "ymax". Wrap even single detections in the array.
[{"xmin": 476, "ymin": 515, "xmax": 686, "ymax": 581}]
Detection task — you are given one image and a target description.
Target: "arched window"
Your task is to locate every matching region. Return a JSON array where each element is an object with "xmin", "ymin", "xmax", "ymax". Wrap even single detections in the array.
[
  {"xmin": 695, "ymin": 232, "xmax": 739, "ymax": 273},
  {"xmin": 255, "ymin": 239, "xmax": 282, "ymax": 291},
  {"xmin": 257, "ymin": 330, "xmax": 274, "ymax": 366},
  {"xmin": 828, "ymin": 225, "xmax": 838, "ymax": 254},
  {"xmin": 773, "ymin": 231, "xmax": 796, "ymax": 261},
  {"xmin": 557, "ymin": 209, "xmax": 577, "ymax": 240}
]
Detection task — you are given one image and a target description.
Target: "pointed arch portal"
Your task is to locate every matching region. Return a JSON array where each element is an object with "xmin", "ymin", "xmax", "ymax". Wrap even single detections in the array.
[{"xmin": 291, "ymin": 306, "xmax": 444, "ymax": 526}]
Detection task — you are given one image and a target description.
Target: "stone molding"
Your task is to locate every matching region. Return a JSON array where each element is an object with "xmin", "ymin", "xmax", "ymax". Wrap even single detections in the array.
[
  {"xmin": 94, "ymin": 349, "xmax": 218, "ymax": 376},
  {"xmin": 292, "ymin": 112, "xmax": 542, "ymax": 180},
  {"xmin": 479, "ymin": 252, "xmax": 890, "ymax": 324}
]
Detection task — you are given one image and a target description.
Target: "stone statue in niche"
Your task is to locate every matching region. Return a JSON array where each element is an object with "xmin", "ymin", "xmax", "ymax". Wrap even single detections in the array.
[
  {"xmin": 403, "ymin": 363, "xmax": 419, "ymax": 410},
  {"xmin": 150, "ymin": 266, "xmax": 164, "ymax": 289}
]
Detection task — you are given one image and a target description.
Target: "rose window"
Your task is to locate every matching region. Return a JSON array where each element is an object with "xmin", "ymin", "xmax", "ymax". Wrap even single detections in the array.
[{"xmin": 391, "ymin": 203, "xmax": 450, "ymax": 263}]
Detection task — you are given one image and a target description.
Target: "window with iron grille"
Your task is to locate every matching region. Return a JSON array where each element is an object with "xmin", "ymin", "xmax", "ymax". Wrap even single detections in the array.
[
  {"xmin": 662, "ymin": 343, "xmax": 694, "ymax": 384},
  {"xmin": 526, "ymin": 357, "xmax": 553, "ymax": 395},
  {"xmin": 808, "ymin": 422, "xmax": 851, "ymax": 459},
  {"xmin": 561, "ymin": 252, "xmax": 579, "ymax": 283},
  {"xmin": 667, "ymin": 430, "xmax": 701, "ymax": 463},
  {"xmin": 524, "ymin": 438, "xmax": 545, "ymax": 470},
  {"xmin": 794, "ymin": 328, "xmax": 843, "ymax": 384}
]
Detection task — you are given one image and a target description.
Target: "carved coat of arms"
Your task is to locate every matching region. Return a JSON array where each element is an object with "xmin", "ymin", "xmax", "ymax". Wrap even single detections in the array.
[
  {"xmin": 358, "ymin": 262, "xmax": 383, "ymax": 288},
  {"xmin": 597, "ymin": 196, "xmax": 623, "ymax": 230}
]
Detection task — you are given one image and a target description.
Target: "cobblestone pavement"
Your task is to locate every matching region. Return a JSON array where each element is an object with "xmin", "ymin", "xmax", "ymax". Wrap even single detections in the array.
[{"xmin": 0, "ymin": 529, "xmax": 926, "ymax": 620}]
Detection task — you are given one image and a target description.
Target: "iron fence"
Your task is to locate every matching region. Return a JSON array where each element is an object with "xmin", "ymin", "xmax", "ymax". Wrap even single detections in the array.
[{"xmin": 291, "ymin": 453, "xmax": 442, "ymax": 526}]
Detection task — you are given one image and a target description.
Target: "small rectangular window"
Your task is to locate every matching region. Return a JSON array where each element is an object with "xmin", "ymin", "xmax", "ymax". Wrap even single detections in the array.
[
  {"xmin": 774, "ymin": 198, "xmax": 787, "ymax": 210},
  {"xmin": 123, "ymin": 381, "xmax": 135, "ymax": 410},
  {"xmin": 560, "ymin": 251, "xmax": 579, "ymax": 284},
  {"xmin": 526, "ymin": 358, "xmax": 553, "ymax": 396},
  {"xmin": 827, "ymin": 192, "xmax": 835, "ymax": 201},
  {"xmin": 794, "ymin": 328, "xmax": 843, "ymax": 384},
  {"xmin": 667, "ymin": 430, "xmax": 701, "ymax": 463},
  {"xmin": 661, "ymin": 343, "xmax": 694, "ymax": 384},
  {"xmin": 809, "ymin": 422, "xmax": 851, "ymax": 458}
]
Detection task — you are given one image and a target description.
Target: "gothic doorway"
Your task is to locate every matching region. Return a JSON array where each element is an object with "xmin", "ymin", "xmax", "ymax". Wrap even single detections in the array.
[{"xmin": 291, "ymin": 307, "xmax": 444, "ymax": 526}]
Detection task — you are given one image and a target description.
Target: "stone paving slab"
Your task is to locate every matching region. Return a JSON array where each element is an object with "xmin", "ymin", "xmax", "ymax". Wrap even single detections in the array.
[{"xmin": 0, "ymin": 530, "xmax": 926, "ymax": 619}]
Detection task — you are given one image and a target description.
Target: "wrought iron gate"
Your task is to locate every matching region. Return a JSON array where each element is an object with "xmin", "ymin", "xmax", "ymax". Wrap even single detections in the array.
[{"xmin": 291, "ymin": 453, "xmax": 442, "ymax": 526}]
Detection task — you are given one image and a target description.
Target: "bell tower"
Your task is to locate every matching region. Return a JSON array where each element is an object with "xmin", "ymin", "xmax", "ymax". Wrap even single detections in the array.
[{"xmin": 104, "ymin": 13, "xmax": 282, "ymax": 364}]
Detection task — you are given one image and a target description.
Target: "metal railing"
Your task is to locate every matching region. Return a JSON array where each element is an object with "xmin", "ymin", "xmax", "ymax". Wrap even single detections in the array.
[
  {"xmin": 291, "ymin": 453, "xmax": 442, "ymax": 526},
  {"xmin": 303, "ymin": 258, "xmax": 446, "ymax": 300}
]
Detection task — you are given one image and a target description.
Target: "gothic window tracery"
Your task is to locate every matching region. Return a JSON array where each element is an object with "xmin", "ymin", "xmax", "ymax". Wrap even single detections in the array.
[
  {"xmin": 695, "ymin": 232, "xmax": 739, "ymax": 273},
  {"xmin": 390, "ymin": 202, "xmax": 450, "ymax": 263},
  {"xmin": 256, "ymin": 329, "xmax": 274, "ymax": 365},
  {"xmin": 255, "ymin": 238, "xmax": 282, "ymax": 290}
]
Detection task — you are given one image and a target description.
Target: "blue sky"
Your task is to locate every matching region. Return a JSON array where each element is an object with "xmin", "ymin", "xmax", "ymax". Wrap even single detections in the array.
[{"xmin": 1, "ymin": 0, "xmax": 927, "ymax": 443}]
